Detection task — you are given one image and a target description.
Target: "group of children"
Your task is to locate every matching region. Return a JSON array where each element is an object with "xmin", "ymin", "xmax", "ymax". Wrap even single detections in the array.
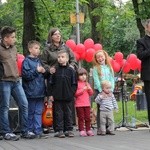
[
  {"xmin": 0, "ymin": 26, "xmax": 118, "ymax": 140},
  {"xmin": 21, "ymin": 40, "xmax": 118, "ymax": 138}
]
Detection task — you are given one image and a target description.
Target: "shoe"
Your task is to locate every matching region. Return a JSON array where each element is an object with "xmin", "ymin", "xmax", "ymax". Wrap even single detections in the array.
[
  {"xmin": 21, "ymin": 131, "xmax": 36, "ymax": 139},
  {"xmin": 4, "ymin": 133, "xmax": 19, "ymax": 141},
  {"xmin": 65, "ymin": 131, "xmax": 74, "ymax": 137},
  {"xmin": 106, "ymin": 129, "xmax": 111, "ymax": 134},
  {"xmin": 97, "ymin": 128, "xmax": 101, "ymax": 135},
  {"xmin": 54, "ymin": 131, "xmax": 65, "ymax": 138},
  {"xmin": 35, "ymin": 134, "xmax": 49, "ymax": 139},
  {"xmin": 79, "ymin": 131, "xmax": 87, "ymax": 137},
  {"xmin": 101, "ymin": 131, "xmax": 106, "ymax": 136},
  {"xmin": 0, "ymin": 135, "xmax": 3, "ymax": 140},
  {"xmin": 87, "ymin": 130, "xmax": 94, "ymax": 136}
]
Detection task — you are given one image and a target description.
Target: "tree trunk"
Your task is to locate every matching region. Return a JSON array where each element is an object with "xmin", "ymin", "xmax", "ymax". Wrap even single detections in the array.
[
  {"xmin": 132, "ymin": 0, "xmax": 145, "ymax": 37},
  {"xmin": 88, "ymin": 0, "xmax": 101, "ymax": 43},
  {"xmin": 22, "ymin": 0, "xmax": 36, "ymax": 56}
]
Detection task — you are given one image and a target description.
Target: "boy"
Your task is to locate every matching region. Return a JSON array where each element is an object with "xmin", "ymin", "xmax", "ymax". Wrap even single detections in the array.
[
  {"xmin": 0, "ymin": 26, "xmax": 35, "ymax": 141},
  {"xmin": 22, "ymin": 40, "xmax": 47, "ymax": 138},
  {"xmin": 95, "ymin": 80, "xmax": 118, "ymax": 135},
  {"xmin": 48, "ymin": 50, "xmax": 77, "ymax": 138}
]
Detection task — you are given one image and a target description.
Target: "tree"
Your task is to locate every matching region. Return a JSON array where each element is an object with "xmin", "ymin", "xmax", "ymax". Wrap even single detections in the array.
[
  {"xmin": 23, "ymin": 0, "xmax": 36, "ymax": 56},
  {"xmin": 132, "ymin": 0, "xmax": 150, "ymax": 37}
]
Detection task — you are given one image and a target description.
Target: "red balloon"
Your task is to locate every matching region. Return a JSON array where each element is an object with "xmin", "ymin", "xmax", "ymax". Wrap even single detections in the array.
[
  {"xmin": 122, "ymin": 61, "xmax": 130, "ymax": 73},
  {"xmin": 127, "ymin": 54, "xmax": 137, "ymax": 64},
  {"xmin": 130, "ymin": 58, "xmax": 138, "ymax": 70},
  {"xmin": 84, "ymin": 38, "xmax": 94, "ymax": 50},
  {"xmin": 17, "ymin": 53, "xmax": 25, "ymax": 59},
  {"xmin": 93, "ymin": 43, "xmax": 103, "ymax": 51},
  {"xmin": 80, "ymin": 52, "xmax": 86, "ymax": 60},
  {"xmin": 85, "ymin": 48, "xmax": 95, "ymax": 62},
  {"xmin": 114, "ymin": 52, "xmax": 123, "ymax": 63},
  {"xmin": 111, "ymin": 60, "xmax": 120, "ymax": 73},
  {"xmin": 66, "ymin": 39, "xmax": 76, "ymax": 51},
  {"xmin": 17, "ymin": 58, "xmax": 24, "ymax": 76},
  {"xmin": 75, "ymin": 43, "xmax": 85, "ymax": 54},
  {"xmin": 73, "ymin": 52, "xmax": 80, "ymax": 61}
]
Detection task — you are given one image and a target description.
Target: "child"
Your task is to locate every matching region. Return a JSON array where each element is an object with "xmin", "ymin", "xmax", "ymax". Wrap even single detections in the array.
[
  {"xmin": 95, "ymin": 80, "xmax": 118, "ymax": 135},
  {"xmin": 48, "ymin": 50, "xmax": 77, "ymax": 138},
  {"xmin": 92, "ymin": 50, "xmax": 115, "ymax": 135},
  {"xmin": 22, "ymin": 40, "xmax": 47, "ymax": 138},
  {"xmin": 75, "ymin": 68, "xmax": 94, "ymax": 137},
  {"xmin": 0, "ymin": 26, "xmax": 35, "ymax": 141}
]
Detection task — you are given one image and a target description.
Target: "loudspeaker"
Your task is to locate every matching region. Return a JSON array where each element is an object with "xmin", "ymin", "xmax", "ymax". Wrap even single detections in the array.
[{"xmin": 9, "ymin": 97, "xmax": 20, "ymax": 133}]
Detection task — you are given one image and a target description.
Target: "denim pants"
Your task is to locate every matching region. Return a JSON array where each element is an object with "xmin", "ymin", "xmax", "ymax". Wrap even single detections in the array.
[
  {"xmin": 0, "ymin": 80, "xmax": 28, "ymax": 134},
  {"xmin": 28, "ymin": 98, "xmax": 44, "ymax": 135}
]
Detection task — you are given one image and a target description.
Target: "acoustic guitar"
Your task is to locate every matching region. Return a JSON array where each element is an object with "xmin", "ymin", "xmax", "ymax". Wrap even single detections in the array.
[{"xmin": 42, "ymin": 99, "xmax": 53, "ymax": 127}]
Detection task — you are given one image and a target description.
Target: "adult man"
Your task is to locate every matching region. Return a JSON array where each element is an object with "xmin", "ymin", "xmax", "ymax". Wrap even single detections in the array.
[
  {"xmin": 0, "ymin": 26, "xmax": 35, "ymax": 141},
  {"xmin": 136, "ymin": 19, "xmax": 150, "ymax": 125}
]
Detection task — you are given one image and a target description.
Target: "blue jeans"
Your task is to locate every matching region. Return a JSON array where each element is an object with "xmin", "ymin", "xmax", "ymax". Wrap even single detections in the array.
[
  {"xmin": 28, "ymin": 98, "xmax": 44, "ymax": 135},
  {"xmin": 0, "ymin": 81, "xmax": 28, "ymax": 134}
]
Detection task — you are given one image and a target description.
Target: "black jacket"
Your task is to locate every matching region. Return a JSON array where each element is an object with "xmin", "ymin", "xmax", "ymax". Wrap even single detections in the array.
[
  {"xmin": 137, "ymin": 35, "xmax": 150, "ymax": 81},
  {"xmin": 47, "ymin": 64, "xmax": 77, "ymax": 101}
]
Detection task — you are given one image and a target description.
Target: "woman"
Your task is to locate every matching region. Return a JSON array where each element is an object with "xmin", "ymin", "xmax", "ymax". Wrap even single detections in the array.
[
  {"xmin": 40, "ymin": 28, "xmax": 78, "ymax": 133},
  {"xmin": 41, "ymin": 28, "xmax": 78, "ymax": 73}
]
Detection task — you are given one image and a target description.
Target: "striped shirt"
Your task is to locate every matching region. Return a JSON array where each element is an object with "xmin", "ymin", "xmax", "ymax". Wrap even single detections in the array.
[{"xmin": 95, "ymin": 92, "xmax": 118, "ymax": 111}]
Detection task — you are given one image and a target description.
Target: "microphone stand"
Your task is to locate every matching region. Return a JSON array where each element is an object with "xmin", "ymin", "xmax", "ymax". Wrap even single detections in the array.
[{"xmin": 115, "ymin": 71, "xmax": 133, "ymax": 131}]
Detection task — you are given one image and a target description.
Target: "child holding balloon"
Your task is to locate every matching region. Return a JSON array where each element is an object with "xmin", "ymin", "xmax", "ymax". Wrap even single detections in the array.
[{"xmin": 92, "ymin": 50, "xmax": 115, "ymax": 135}]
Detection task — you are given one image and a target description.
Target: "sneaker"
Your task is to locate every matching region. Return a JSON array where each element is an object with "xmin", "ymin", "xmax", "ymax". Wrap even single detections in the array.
[
  {"xmin": 101, "ymin": 131, "xmax": 106, "ymax": 136},
  {"xmin": 97, "ymin": 129, "xmax": 101, "ymax": 135},
  {"xmin": 64, "ymin": 131, "xmax": 74, "ymax": 137},
  {"xmin": 79, "ymin": 131, "xmax": 87, "ymax": 137},
  {"xmin": 54, "ymin": 131, "xmax": 65, "ymax": 138},
  {"xmin": 0, "ymin": 135, "xmax": 3, "ymax": 140},
  {"xmin": 21, "ymin": 131, "xmax": 36, "ymax": 139},
  {"xmin": 87, "ymin": 130, "xmax": 94, "ymax": 136},
  {"xmin": 4, "ymin": 133, "xmax": 19, "ymax": 141}
]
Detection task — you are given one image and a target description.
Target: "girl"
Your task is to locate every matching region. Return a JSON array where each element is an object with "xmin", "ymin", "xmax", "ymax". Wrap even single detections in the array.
[
  {"xmin": 75, "ymin": 68, "xmax": 94, "ymax": 137},
  {"xmin": 92, "ymin": 50, "xmax": 115, "ymax": 135}
]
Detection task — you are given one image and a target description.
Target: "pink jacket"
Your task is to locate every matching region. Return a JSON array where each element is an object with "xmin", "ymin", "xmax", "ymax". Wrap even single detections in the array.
[{"xmin": 75, "ymin": 81, "xmax": 94, "ymax": 107}]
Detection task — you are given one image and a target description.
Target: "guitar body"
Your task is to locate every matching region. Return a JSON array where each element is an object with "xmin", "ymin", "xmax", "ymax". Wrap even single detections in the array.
[{"xmin": 42, "ymin": 101, "xmax": 53, "ymax": 127}]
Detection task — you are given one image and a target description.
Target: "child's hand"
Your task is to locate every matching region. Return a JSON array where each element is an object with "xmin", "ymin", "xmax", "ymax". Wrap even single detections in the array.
[
  {"xmin": 83, "ymin": 86, "xmax": 88, "ymax": 91},
  {"xmin": 49, "ymin": 96, "xmax": 54, "ymax": 102},
  {"xmin": 49, "ymin": 66, "xmax": 56, "ymax": 74},
  {"xmin": 37, "ymin": 64, "xmax": 45, "ymax": 73}
]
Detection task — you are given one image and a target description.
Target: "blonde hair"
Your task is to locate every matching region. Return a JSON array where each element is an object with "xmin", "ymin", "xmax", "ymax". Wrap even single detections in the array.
[
  {"xmin": 101, "ymin": 80, "xmax": 111, "ymax": 89},
  {"xmin": 92, "ymin": 50, "xmax": 114, "ymax": 76}
]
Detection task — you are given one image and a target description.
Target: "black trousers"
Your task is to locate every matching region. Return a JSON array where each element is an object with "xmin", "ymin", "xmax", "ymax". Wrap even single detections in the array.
[
  {"xmin": 143, "ymin": 81, "xmax": 150, "ymax": 125},
  {"xmin": 54, "ymin": 100, "xmax": 73, "ymax": 132}
]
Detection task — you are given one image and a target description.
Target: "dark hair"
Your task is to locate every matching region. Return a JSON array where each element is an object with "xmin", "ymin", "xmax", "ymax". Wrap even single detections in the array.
[
  {"xmin": 0, "ymin": 26, "xmax": 16, "ymax": 39},
  {"xmin": 77, "ymin": 67, "xmax": 88, "ymax": 77},
  {"xmin": 28, "ymin": 40, "xmax": 41, "ymax": 49},
  {"xmin": 47, "ymin": 28, "xmax": 62, "ymax": 43}
]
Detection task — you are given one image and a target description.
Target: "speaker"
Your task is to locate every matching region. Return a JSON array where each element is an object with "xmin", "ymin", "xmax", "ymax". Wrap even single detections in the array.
[{"xmin": 9, "ymin": 97, "xmax": 20, "ymax": 133}]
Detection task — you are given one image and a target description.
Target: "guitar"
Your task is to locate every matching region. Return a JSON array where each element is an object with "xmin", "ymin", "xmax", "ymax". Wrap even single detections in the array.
[{"xmin": 42, "ymin": 99, "xmax": 53, "ymax": 127}]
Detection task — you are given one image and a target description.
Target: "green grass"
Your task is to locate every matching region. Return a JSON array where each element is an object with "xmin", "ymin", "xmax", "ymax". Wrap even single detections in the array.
[
  {"xmin": 92, "ymin": 101, "xmax": 148, "ymax": 125},
  {"xmin": 114, "ymin": 101, "xmax": 148, "ymax": 124}
]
